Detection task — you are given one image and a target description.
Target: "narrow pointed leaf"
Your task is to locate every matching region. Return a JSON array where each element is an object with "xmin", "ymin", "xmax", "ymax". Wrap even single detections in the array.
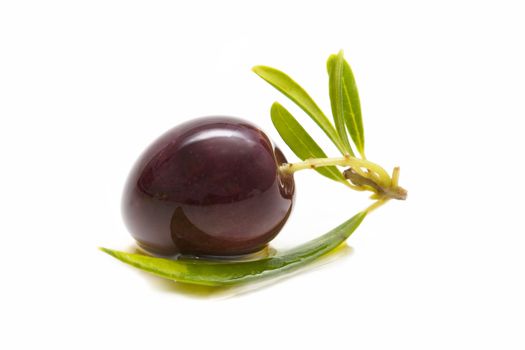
[
  {"xmin": 101, "ymin": 211, "xmax": 367, "ymax": 286},
  {"xmin": 327, "ymin": 54, "xmax": 365, "ymax": 157},
  {"xmin": 271, "ymin": 102, "xmax": 347, "ymax": 183},
  {"xmin": 252, "ymin": 65, "xmax": 346, "ymax": 154},
  {"xmin": 328, "ymin": 50, "xmax": 354, "ymax": 156}
]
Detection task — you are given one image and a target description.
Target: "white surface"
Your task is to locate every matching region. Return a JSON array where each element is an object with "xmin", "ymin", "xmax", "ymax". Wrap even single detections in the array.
[{"xmin": 1, "ymin": 1, "xmax": 524, "ymax": 349}]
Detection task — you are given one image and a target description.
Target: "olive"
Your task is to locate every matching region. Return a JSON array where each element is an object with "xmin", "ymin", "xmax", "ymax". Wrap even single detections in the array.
[{"xmin": 122, "ymin": 116, "xmax": 295, "ymax": 256}]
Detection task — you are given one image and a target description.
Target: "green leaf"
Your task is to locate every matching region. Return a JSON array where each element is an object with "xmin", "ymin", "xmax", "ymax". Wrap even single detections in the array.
[
  {"xmin": 328, "ymin": 50, "xmax": 354, "ymax": 156},
  {"xmin": 252, "ymin": 65, "xmax": 346, "ymax": 155},
  {"xmin": 327, "ymin": 53, "xmax": 365, "ymax": 157},
  {"xmin": 271, "ymin": 102, "xmax": 347, "ymax": 184},
  {"xmin": 100, "ymin": 211, "xmax": 367, "ymax": 287}
]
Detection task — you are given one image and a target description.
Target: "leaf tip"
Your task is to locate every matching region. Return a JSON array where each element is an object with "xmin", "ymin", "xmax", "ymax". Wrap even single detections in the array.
[
  {"xmin": 270, "ymin": 100, "xmax": 282, "ymax": 110},
  {"xmin": 252, "ymin": 65, "xmax": 268, "ymax": 76},
  {"xmin": 99, "ymin": 246, "xmax": 118, "ymax": 258}
]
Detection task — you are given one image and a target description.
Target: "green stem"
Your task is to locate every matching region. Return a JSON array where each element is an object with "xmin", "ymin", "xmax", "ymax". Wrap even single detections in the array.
[
  {"xmin": 280, "ymin": 156, "xmax": 391, "ymax": 187},
  {"xmin": 281, "ymin": 156, "xmax": 384, "ymax": 180},
  {"xmin": 280, "ymin": 156, "xmax": 407, "ymax": 201},
  {"xmin": 364, "ymin": 198, "xmax": 389, "ymax": 214}
]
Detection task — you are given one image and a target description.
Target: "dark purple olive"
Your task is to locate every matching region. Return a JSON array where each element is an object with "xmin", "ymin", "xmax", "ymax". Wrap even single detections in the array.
[{"xmin": 122, "ymin": 116, "xmax": 295, "ymax": 256}]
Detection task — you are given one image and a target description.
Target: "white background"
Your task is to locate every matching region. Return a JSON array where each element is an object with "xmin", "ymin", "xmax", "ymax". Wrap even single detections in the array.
[{"xmin": 1, "ymin": 1, "xmax": 524, "ymax": 349}]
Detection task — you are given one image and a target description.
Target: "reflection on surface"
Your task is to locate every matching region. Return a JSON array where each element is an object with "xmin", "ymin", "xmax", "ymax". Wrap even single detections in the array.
[
  {"xmin": 130, "ymin": 243, "xmax": 353, "ymax": 299},
  {"xmin": 169, "ymin": 199, "xmax": 291, "ymax": 256}
]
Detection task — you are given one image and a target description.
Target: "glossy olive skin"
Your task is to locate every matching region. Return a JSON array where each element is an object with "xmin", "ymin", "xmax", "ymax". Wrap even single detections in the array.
[{"xmin": 122, "ymin": 117, "xmax": 295, "ymax": 256}]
